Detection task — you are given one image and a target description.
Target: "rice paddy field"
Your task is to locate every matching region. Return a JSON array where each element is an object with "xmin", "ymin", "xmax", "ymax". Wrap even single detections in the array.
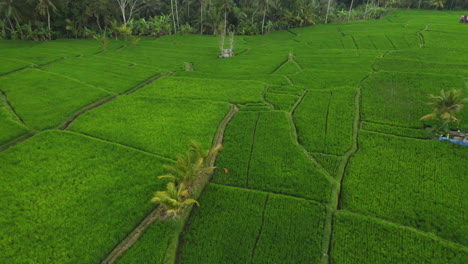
[{"xmin": 1, "ymin": 9, "xmax": 467, "ymax": 264}]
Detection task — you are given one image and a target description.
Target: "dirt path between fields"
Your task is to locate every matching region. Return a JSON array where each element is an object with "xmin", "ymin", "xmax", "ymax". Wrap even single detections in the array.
[{"xmin": 102, "ymin": 104, "xmax": 239, "ymax": 264}]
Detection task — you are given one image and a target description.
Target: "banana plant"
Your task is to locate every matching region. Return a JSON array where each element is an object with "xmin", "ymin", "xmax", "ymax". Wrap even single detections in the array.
[{"xmin": 151, "ymin": 182, "xmax": 199, "ymax": 217}]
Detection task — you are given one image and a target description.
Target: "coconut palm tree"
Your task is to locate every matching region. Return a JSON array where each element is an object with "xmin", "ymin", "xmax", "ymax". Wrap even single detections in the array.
[
  {"xmin": 256, "ymin": 0, "xmax": 273, "ymax": 34},
  {"xmin": 158, "ymin": 141, "xmax": 222, "ymax": 187},
  {"xmin": 431, "ymin": 0, "xmax": 446, "ymax": 9},
  {"xmin": 420, "ymin": 89, "xmax": 468, "ymax": 134},
  {"xmin": 151, "ymin": 182, "xmax": 199, "ymax": 217},
  {"xmin": 35, "ymin": 0, "xmax": 59, "ymax": 40}
]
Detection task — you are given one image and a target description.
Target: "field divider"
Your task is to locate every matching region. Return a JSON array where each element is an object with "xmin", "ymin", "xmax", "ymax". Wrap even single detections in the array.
[
  {"xmin": 60, "ymin": 73, "xmax": 172, "ymax": 130},
  {"xmin": 338, "ymin": 210, "xmax": 468, "ymax": 250},
  {"xmin": 250, "ymin": 194, "xmax": 270, "ymax": 261},
  {"xmin": 173, "ymin": 104, "xmax": 239, "ymax": 264},
  {"xmin": 68, "ymin": 131, "xmax": 175, "ymax": 162},
  {"xmin": 100, "ymin": 104, "xmax": 238, "ymax": 264},
  {"xmin": 271, "ymin": 57, "xmax": 290, "ymax": 74},
  {"xmin": 211, "ymin": 182, "xmax": 326, "ymax": 205},
  {"xmin": 289, "ymin": 89, "xmax": 336, "ymax": 183},
  {"xmin": 0, "ymin": 132, "xmax": 37, "ymax": 153},
  {"xmin": 37, "ymin": 68, "xmax": 114, "ymax": 94},
  {"xmin": 361, "ymin": 128, "xmax": 429, "ymax": 140},
  {"xmin": 0, "ymin": 90, "xmax": 32, "ymax": 130},
  {"xmin": 320, "ymin": 54, "xmax": 381, "ymax": 263},
  {"xmin": 261, "ymin": 85, "xmax": 275, "ymax": 110},
  {"xmin": 246, "ymin": 113, "xmax": 261, "ymax": 187}
]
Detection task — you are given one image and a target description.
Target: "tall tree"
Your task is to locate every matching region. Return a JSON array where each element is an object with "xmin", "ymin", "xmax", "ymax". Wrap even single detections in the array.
[
  {"xmin": 35, "ymin": 0, "xmax": 58, "ymax": 40},
  {"xmin": 116, "ymin": 0, "xmax": 140, "ymax": 25},
  {"xmin": 325, "ymin": 0, "xmax": 332, "ymax": 23},
  {"xmin": 348, "ymin": 0, "xmax": 355, "ymax": 22},
  {"xmin": 256, "ymin": 0, "xmax": 273, "ymax": 34}
]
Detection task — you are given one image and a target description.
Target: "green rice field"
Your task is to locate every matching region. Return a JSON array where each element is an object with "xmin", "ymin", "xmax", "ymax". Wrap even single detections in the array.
[{"xmin": 0, "ymin": 9, "xmax": 467, "ymax": 264}]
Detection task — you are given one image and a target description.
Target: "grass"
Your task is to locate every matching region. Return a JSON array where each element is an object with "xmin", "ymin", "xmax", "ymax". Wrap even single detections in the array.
[
  {"xmin": 295, "ymin": 88, "xmax": 357, "ymax": 155},
  {"xmin": 214, "ymin": 110, "xmax": 333, "ymax": 202},
  {"xmin": 1, "ymin": 9, "xmax": 468, "ymax": 264},
  {"xmin": 69, "ymin": 97, "xmax": 230, "ymax": 158},
  {"xmin": 342, "ymin": 131, "xmax": 468, "ymax": 245},
  {"xmin": 178, "ymin": 184, "xmax": 327, "ymax": 264},
  {"xmin": 0, "ymin": 130, "xmax": 170, "ymax": 264},
  {"xmin": 1, "ymin": 68, "xmax": 111, "ymax": 130},
  {"xmin": 331, "ymin": 211, "xmax": 468, "ymax": 264},
  {"xmin": 136, "ymin": 76, "xmax": 265, "ymax": 104}
]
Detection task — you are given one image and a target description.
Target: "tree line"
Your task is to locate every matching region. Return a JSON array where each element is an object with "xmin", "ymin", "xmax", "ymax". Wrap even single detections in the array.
[{"xmin": 0, "ymin": 0, "xmax": 466, "ymax": 41}]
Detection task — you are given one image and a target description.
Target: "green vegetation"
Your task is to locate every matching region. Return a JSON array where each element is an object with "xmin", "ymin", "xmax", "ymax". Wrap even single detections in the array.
[
  {"xmin": 342, "ymin": 131, "xmax": 468, "ymax": 245},
  {"xmin": 68, "ymin": 97, "xmax": 230, "ymax": 158},
  {"xmin": 0, "ymin": 130, "xmax": 169, "ymax": 263},
  {"xmin": 295, "ymin": 88, "xmax": 357, "ymax": 155},
  {"xmin": 1, "ymin": 9, "xmax": 467, "ymax": 264},
  {"xmin": 332, "ymin": 211, "xmax": 468, "ymax": 264},
  {"xmin": 178, "ymin": 184, "xmax": 326, "ymax": 264},
  {"xmin": 1, "ymin": 68, "xmax": 110, "ymax": 130}
]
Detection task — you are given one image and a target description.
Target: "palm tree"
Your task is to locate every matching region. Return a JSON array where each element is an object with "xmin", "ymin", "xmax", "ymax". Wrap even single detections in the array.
[
  {"xmin": 35, "ymin": 0, "xmax": 58, "ymax": 40},
  {"xmin": 420, "ymin": 89, "xmax": 467, "ymax": 134},
  {"xmin": 158, "ymin": 141, "xmax": 222, "ymax": 187},
  {"xmin": 431, "ymin": 0, "xmax": 446, "ymax": 9},
  {"xmin": 256, "ymin": 0, "xmax": 273, "ymax": 34},
  {"xmin": 151, "ymin": 182, "xmax": 199, "ymax": 217},
  {"xmin": 348, "ymin": 0, "xmax": 354, "ymax": 22},
  {"xmin": 325, "ymin": 0, "xmax": 333, "ymax": 24}
]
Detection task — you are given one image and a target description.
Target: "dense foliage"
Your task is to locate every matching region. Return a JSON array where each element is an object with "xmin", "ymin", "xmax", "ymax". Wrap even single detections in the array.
[{"xmin": 1, "ymin": 0, "xmax": 397, "ymax": 40}]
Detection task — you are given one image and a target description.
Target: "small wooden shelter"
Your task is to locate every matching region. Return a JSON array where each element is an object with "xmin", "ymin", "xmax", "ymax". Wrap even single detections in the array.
[{"xmin": 439, "ymin": 130, "xmax": 468, "ymax": 146}]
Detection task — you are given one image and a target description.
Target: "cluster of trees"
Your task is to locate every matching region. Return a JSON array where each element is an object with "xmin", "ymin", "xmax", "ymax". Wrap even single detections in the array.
[
  {"xmin": 0, "ymin": 0, "xmax": 467, "ymax": 41},
  {"xmin": 152, "ymin": 141, "xmax": 222, "ymax": 218}
]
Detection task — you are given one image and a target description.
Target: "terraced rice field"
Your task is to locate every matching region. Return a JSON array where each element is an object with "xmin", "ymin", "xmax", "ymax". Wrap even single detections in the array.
[{"xmin": 0, "ymin": 10, "xmax": 467, "ymax": 264}]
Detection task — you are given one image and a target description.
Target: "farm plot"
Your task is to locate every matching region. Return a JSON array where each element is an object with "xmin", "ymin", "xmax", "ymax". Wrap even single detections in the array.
[
  {"xmin": 294, "ymin": 53, "xmax": 377, "ymax": 71},
  {"xmin": 374, "ymin": 58, "xmax": 468, "ymax": 77},
  {"xmin": 214, "ymin": 110, "xmax": 332, "ymax": 202},
  {"xmin": 178, "ymin": 184, "xmax": 326, "ymax": 264},
  {"xmin": 0, "ymin": 68, "xmax": 111, "ymax": 130},
  {"xmin": 0, "ymin": 130, "xmax": 170, "ymax": 264},
  {"xmin": 341, "ymin": 131, "xmax": 468, "ymax": 245},
  {"xmin": 361, "ymin": 71, "xmax": 466, "ymax": 128},
  {"xmin": 294, "ymin": 88, "xmax": 356, "ymax": 155},
  {"xmin": 331, "ymin": 211, "xmax": 468, "ymax": 264},
  {"xmin": 288, "ymin": 69, "xmax": 369, "ymax": 88},
  {"xmin": 174, "ymin": 71, "xmax": 290, "ymax": 86},
  {"xmin": 0, "ymin": 104, "xmax": 30, "ymax": 145},
  {"xmin": 69, "ymin": 96, "xmax": 230, "ymax": 158},
  {"xmin": 0, "ymin": 57, "xmax": 33, "ymax": 75},
  {"xmin": 42, "ymin": 55, "xmax": 162, "ymax": 94},
  {"xmin": 116, "ymin": 220, "xmax": 181, "ymax": 264},
  {"xmin": 135, "ymin": 76, "xmax": 265, "ymax": 104}
]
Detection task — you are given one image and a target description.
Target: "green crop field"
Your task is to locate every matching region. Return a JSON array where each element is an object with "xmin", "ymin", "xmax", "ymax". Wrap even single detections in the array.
[{"xmin": 1, "ymin": 9, "xmax": 467, "ymax": 264}]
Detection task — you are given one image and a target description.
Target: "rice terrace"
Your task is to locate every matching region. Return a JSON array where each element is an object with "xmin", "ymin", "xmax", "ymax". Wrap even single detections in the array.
[{"xmin": 0, "ymin": 1, "xmax": 468, "ymax": 263}]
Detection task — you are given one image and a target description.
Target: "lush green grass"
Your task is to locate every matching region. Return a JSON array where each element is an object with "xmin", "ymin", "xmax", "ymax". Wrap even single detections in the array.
[
  {"xmin": 116, "ymin": 220, "xmax": 181, "ymax": 264},
  {"xmin": 179, "ymin": 184, "xmax": 267, "ymax": 264},
  {"xmin": 1, "ymin": 68, "xmax": 111, "ymax": 130},
  {"xmin": 2, "ymin": 9, "xmax": 468, "ymax": 264},
  {"xmin": 0, "ymin": 130, "xmax": 170, "ymax": 264},
  {"xmin": 215, "ymin": 110, "xmax": 332, "ymax": 201},
  {"xmin": 331, "ymin": 211, "xmax": 468, "ymax": 264},
  {"xmin": 43, "ymin": 55, "xmax": 161, "ymax": 94},
  {"xmin": 0, "ymin": 104, "xmax": 30, "ymax": 145},
  {"xmin": 69, "ymin": 97, "xmax": 230, "ymax": 158},
  {"xmin": 362, "ymin": 71, "xmax": 466, "ymax": 128},
  {"xmin": 342, "ymin": 131, "xmax": 468, "ymax": 245},
  {"xmin": 179, "ymin": 184, "xmax": 326, "ymax": 264},
  {"xmin": 250, "ymin": 194, "xmax": 326, "ymax": 264},
  {"xmin": 136, "ymin": 76, "xmax": 265, "ymax": 104},
  {"xmin": 295, "ymin": 87, "xmax": 357, "ymax": 155}
]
